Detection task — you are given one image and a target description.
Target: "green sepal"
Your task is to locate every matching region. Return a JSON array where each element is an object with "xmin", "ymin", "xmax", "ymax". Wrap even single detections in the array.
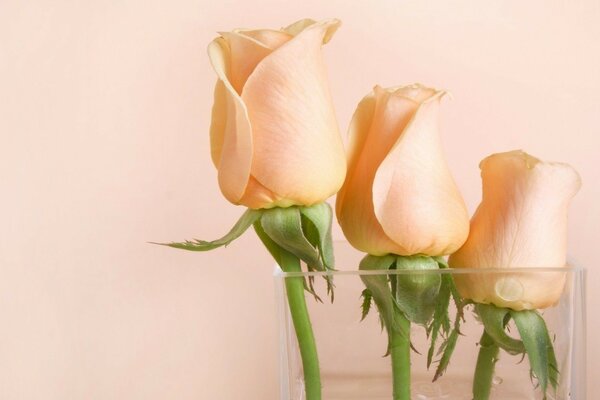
[
  {"xmin": 427, "ymin": 258, "xmax": 466, "ymax": 380},
  {"xmin": 394, "ymin": 255, "xmax": 441, "ymax": 326},
  {"xmin": 359, "ymin": 254, "xmax": 398, "ymax": 356},
  {"xmin": 299, "ymin": 203, "xmax": 335, "ymax": 270},
  {"xmin": 154, "ymin": 209, "xmax": 262, "ymax": 251},
  {"xmin": 299, "ymin": 203, "xmax": 336, "ymax": 301},
  {"xmin": 254, "ymin": 218, "xmax": 323, "ymax": 302},
  {"xmin": 253, "ymin": 219, "xmax": 289, "ymax": 267},
  {"xmin": 476, "ymin": 304, "xmax": 525, "ymax": 355},
  {"xmin": 260, "ymin": 207, "xmax": 323, "ymax": 271},
  {"xmin": 511, "ymin": 310, "xmax": 559, "ymax": 396},
  {"xmin": 257, "ymin": 204, "xmax": 337, "ymax": 302}
]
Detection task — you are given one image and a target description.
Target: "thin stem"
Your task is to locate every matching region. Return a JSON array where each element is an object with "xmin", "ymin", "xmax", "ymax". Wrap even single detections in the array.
[
  {"xmin": 281, "ymin": 251, "xmax": 321, "ymax": 400},
  {"xmin": 390, "ymin": 311, "xmax": 411, "ymax": 400},
  {"xmin": 473, "ymin": 330, "xmax": 500, "ymax": 400}
]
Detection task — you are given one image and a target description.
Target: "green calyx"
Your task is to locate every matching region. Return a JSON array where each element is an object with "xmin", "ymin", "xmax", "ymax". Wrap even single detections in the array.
[
  {"xmin": 359, "ymin": 254, "xmax": 465, "ymax": 380},
  {"xmin": 157, "ymin": 203, "xmax": 336, "ymax": 301},
  {"xmin": 475, "ymin": 303, "xmax": 559, "ymax": 399}
]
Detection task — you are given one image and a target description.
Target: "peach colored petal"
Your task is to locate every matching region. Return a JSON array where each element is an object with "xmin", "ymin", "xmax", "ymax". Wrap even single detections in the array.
[
  {"xmin": 237, "ymin": 176, "xmax": 278, "ymax": 209},
  {"xmin": 235, "ymin": 29, "xmax": 291, "ymax": 49},
  {"xmin": 283, "ymin": 19, "xmax": 339, "ymax": 43},
  {"xmin": 220, "ymin": 31, "xmax": 291, "ymax": 93},
  {"xmin": 240, "ymin": 19, "xmax": 345, "ymax": 206},
  {"xmin": 372, "ymin": 91, "xmax": 470, "ymax": 256},
  {"xmin": 449, "ymin": 150, "xmax": 581, "ymax": 309},
  {"xmin": 337, "ymin": 86, "xmax": 429, "ymax": 255},
  {"xmin": 335, "ymin": 91, "xmax": 376, "ymax": 213},
  {"xmin": 207, "ymin": 38, "xmax": 253, "ymax": 204},
  {"xmin": 209, "ymin": 79, "xmax": 227, "ymax": 167}
]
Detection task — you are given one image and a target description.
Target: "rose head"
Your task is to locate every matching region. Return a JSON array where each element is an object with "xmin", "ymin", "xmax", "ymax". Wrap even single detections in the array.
[
  {"xmin": 336, "ymin": 84, "xmax": 470, "ymax": 256},
  {"xmin": 208, "ymin": 19, "xmax": 346, "ymax": 209},
  {"xmin": 449, "ymin": 150, "xmax": 581, "ymax": 310}
]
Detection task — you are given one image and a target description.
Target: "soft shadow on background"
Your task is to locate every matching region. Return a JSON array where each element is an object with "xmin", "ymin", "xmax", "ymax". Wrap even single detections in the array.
[{"xmin": 1, "ymin": 1, "xmax": 598, "ymax": 399}]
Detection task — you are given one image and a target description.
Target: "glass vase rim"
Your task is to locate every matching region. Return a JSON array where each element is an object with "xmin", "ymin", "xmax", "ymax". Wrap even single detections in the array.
[{"xmin": 273, "ymin": 265, "xmax": 583, "ymax": 278}]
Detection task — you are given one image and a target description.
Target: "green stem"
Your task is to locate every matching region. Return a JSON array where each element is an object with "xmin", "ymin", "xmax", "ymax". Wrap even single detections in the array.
[
  {"xmin": 390, "ymin": 311, "xmax": 411, "ymax": 400},
  {"xmin": 281, "ymin": 251, "xmax": 321, "ymax": 400},
  {"xmin": 473, "ymin": 330, "xmax": 500, "ymax": 400}
]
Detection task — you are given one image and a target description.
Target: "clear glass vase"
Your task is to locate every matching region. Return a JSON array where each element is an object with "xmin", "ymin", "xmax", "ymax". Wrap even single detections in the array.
[{"xmin": 274, "ymin": 245, "xmax": 586, "ymax": 400}]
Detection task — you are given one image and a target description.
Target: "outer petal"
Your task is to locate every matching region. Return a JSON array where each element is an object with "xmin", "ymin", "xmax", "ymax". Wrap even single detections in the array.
[
  {"xmin": 207, "ymin": 38, "xmax": 253, "ymax": 203},
  {"xmin": 372, "ymin": 88, "xmax": 470, "ymax": 256},
  {"xmin": 337, "ymin": 86, "xmax": 426, "ymax": 255},
  {"xmin": 283, "ymin": 19, "xmax": 338, "ymax": 43},
  {"xmin": 449, "ymin": 150, "xmax": 581, "ymax": 309},
  {"xmin": 220, "ymin": 30, "xmax": 291, "ymax": 93},
  {"xmin": 237, "ymin": 176, "xmax": 279, "ymax": 209},
  {"xmin": 235, "ymin": 29, "xmax": 291, "ymax": 49},
  {"xmin": 240, "ymin": 19, "xmax": 346, "ymax": 206}
]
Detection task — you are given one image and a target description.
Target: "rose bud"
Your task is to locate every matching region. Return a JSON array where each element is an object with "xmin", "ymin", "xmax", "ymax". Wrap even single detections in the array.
[
  {"xmin": 336, "ymin": 84, "xmax": 470, "ymax": 256},
  {"xmin": 208, "ymin": 18, "xmax": 346, "ymax": 209},
  {"xmin": 449, "ymin": 150, "xmax": 581, "ymax": 310}
]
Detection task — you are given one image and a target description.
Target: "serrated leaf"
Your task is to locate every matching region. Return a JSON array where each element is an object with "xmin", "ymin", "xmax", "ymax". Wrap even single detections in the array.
[
  {"xmin": 427, "ymin": 261, "xmax": 466, "ymax": 379},
  {"xmin": 433, "ymin": 328, "xmax": 459, "ymax": 381},
  {"xmin": 427, "ymin": 274, "xmax": 452, "ymax": 369},
  {"xmin": 359, "ymin": 254, "xmax": 397, "ymax": 355},
  {"xmin": 511, "ymin": 310, "xmax": 557, "ymax": 397},
  {"xmin": 260, "ymin": 207, "xmax": 322, "ymax": 270},
  {"xmin": 360, "ymin": 289, "xmax": 373, "ymax": 321},
  {"xmin": 154, "ymin": 209, "xmax": 262, "ymax": 251},
  {"xmin": 394, "ymin": 255, "xmax": 441, "ymax": 326},
  {"xmin": 476, "ymin": 304, "xmax": 525, "ymax": 355}
]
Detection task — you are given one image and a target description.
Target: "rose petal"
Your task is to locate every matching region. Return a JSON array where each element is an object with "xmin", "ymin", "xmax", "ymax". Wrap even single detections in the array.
[
  {"xmin": 207, "ymin": 38, "xmax": 253, "ymax": 204},
  {"xmin": 221, "ymin": 31, "xmax": 291, "ymax": 93},
  {"xmin": 235, "ymin": 29, "xmax": 291, "ymax": 49},
  {"xmin": 373, "ymin": 90, "xmax": 469, "ymax": 255},
  {"xmin": 337, "ymin": 86, "xmax": 427, "ymax": 255},
  {"xmin": 240, "ymin": 19, "xmax": 345, "ymax": 205},
  {"xmin": 449, "ymin": 150, "xmax": 581, "ymax": 309},
  {"xmin": 238, "ymin": 176, "xmax": 279, "ymax": 209}
]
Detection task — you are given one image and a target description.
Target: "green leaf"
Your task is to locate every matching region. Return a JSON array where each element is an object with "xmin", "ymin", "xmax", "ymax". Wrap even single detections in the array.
[
  {"xmin": 477, "ymin": 304, "xmax": 525, "ymax": 355},
  {"xmin": 299, "ymin": 203, "xmax": 335, "ymax": 270},
  {"xmin": 427, "ymin": 259, "xmax": 467, "ymax": 379},
  {"xmin": 359, "ymin": 254, "xmax": 397, "ymax": 355},
  {"xmin": 154, "ymin": 209, "xmax": 262, "ymax": 251},
  {"xmin": 433, "ymin": 328, "xmax": 459, "ymax": 381},
  {"xmin": 426, "ymin": 274, "xmax": 452, "ymax": 369},
  {"xmin": 511, "ymin": 310, "xmax": 558, "ymax": 397},
  {"xmin": 360, "ymin": 288, "xmax": 373, "ymax": 321},
  {"xmin": 260, "ymin": 207, "xmax": 322, "ymax": 270},
  {"xmin": 394, "ymin": 255, "xmax": 441, "ymax": 326}
]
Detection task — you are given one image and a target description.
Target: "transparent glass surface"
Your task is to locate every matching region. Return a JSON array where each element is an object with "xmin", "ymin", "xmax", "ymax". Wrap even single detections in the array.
[{"xmin": 274, "ymin": 244, "xmax": 586, "ymax": 400}]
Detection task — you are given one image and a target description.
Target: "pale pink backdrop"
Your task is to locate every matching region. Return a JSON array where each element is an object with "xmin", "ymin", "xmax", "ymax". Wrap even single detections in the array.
[{"xmin": 1, "ymin": 1, "xmax": 598, "ymax": 399}]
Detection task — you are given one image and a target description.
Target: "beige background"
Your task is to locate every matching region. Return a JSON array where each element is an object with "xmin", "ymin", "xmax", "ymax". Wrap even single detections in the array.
[{"xmin": 1, "ymin": 0, "xmax": 598, "ymax": 398}]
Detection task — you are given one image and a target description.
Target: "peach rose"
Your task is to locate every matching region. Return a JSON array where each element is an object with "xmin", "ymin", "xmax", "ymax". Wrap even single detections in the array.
[
  {"xmin": 208, "ymin": 18, "xmax": 346, "ymax": 209},
  {"xmin": 336, "ymin": 84, "xmax": 470, "ymax": 256},
  {"xmin": 449, "ymin": 150, "xmax": 581, "ymax": 310}
]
